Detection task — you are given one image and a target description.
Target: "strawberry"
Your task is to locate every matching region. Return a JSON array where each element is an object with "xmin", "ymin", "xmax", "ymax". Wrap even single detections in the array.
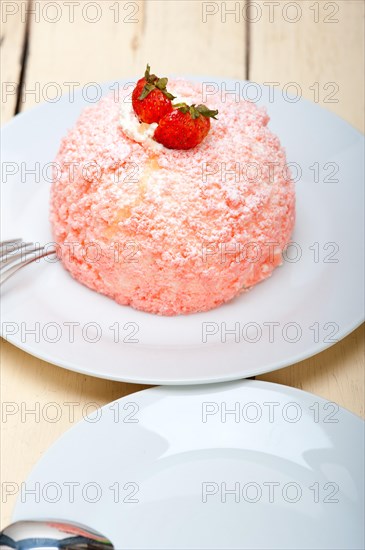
[
  {"xmin": 154, "ymin": 103, "xmax": 218, "ymax": 150},
  {"xmin": 132, "ymin": 64, "xmax": 176, "ymax": 124}
]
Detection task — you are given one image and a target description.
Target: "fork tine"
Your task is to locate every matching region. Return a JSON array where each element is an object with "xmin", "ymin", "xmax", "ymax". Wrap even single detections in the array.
[
  {"xmin": 0, "ymin": 241, "xmax": 34, "ymax": 260},
  {"xmin": 0, "ymin": 239, "xmax": 23, "ymax": 255},
  {"xmin": 0, "ymin": 239, "xmax": 23, "ymax": 256},
  {"xmin": 0, "ymin": 247, "xmax": 57, "ymax": 285},
  {"xmin": 0, "ymin": 239, "xmax": 23, "ymax": 248},
  {"xmin": 1, "ymin": 245, "xmax": 45, "ymax": 267}
]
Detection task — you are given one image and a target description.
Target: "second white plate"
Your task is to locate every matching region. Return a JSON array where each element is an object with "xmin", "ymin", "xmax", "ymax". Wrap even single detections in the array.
[
  {"xmin": 1, "ymin": 78, "xmax": 364, "ymax": 383},
  {"xmin": 13, "ymin": 380, "xmax": 365, "ymax": 549}
]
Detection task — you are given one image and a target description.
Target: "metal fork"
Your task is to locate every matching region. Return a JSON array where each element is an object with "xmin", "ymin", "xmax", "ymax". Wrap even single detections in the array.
[{"xmin": 0, "ymin": 239, "xmax": 57, "ymax": 285}]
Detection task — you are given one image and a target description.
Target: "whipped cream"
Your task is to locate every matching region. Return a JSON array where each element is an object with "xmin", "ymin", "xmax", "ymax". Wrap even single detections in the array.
[
  {"xmin": 119, "ymin": 101, "xmax": 162, "ymax": 151},
  {"xmin": 119, "ymin": 87, "xmax": 195, "ymax": 151}
]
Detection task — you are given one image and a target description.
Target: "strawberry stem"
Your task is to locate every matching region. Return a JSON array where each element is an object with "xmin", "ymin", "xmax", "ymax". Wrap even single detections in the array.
[
  {"xmin": 173, "ymin": 102, "xmax": 218, "ymax": 120},
  {"xmin": 138, "ymin": 64, "xmax": 176, "ymax": 101}
]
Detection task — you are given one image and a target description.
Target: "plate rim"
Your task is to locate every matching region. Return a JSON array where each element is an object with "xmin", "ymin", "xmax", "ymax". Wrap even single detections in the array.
[{"xmin": 1, "ymin": 315, "xmax": 364, "ymax": 385}]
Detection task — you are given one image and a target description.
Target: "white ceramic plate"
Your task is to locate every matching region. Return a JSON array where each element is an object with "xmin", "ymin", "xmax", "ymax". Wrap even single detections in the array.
[
  {"xmin": 13, "ymin": 380, "xmax": 364, "ymax": 549},
  {"xmin": 1, "ymin": 78, "xmax": 364, "ymax": 384}
]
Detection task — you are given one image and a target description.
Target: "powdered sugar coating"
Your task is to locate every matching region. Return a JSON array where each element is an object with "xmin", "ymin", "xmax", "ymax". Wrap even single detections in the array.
[{"xmin": 50, "ymin": 80, "xmax": 295, "ymax": 315}]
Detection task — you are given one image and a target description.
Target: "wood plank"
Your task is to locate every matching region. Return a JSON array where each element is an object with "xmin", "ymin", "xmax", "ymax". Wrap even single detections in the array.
[
  {"xmin": 249, "ymin": 0, "xmax": 365, "ymax": 131},
  {"xmin": 250, "ymin": 0, "xmax": 364, "ymax": 415},
  {"xmin": 0, "ymin": 0, "xmax": 28, "ymax": 123},
  {"xmin": 19, "ymin": 0, "xmax": 246, "ymax": 112},
  {"xmin": 135, "ymin": 0, "xmax": 246, "ymax": 78}
]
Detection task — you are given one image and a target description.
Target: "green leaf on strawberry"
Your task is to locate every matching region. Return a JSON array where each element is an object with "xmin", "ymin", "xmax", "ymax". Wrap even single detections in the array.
[
  {"xmin": 132, "ymin": 64, "xmax": 176, "ymax": 124},
  {"xmin": 138, "ymin": 64, "xmax": 176, "ymax": 101},
  {"xmin": 154, "ymin": 102, "xmax": 219, "ymax": 150},
  {"xmin": 173, "ymin": 102, "xmax": 219, "ymax": 120}
]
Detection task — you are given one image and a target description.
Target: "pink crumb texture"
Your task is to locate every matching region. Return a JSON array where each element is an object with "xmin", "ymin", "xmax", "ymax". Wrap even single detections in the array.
[{"xmin": 50, "ymin": 80, "xmax": 295, "ymax": 316}]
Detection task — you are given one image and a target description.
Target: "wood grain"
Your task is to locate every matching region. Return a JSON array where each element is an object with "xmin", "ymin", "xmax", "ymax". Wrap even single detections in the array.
[
  {"xmin": 0, "ymin": 0, "xmax": 28, "ymax": 122},
  {"xmin": 249, "ymin": 0, "xmax": 365, "ymax": 132},
  {"xmin": 19, "ymin": 0, "xmax": 246, "ymax": 112}
]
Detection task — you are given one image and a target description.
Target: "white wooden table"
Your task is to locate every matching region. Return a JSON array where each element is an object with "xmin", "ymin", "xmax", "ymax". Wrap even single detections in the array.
[{"xmin": 1, "ymin": 0, "xmax": 364, "ymax": 527}]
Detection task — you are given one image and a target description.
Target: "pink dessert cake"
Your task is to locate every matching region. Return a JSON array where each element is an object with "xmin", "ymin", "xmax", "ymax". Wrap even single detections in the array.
[{"xmin": 50, "ymin": 76, "xmax": 295, "ymax": 315}]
